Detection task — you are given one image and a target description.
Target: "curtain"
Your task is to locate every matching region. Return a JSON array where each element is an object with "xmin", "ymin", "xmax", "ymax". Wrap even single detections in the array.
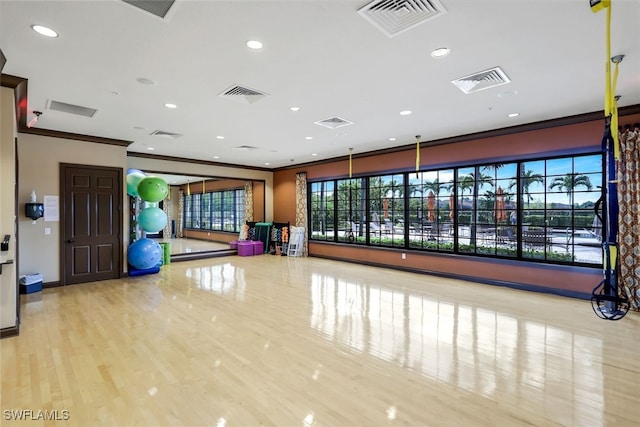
[
  {"xmin": 162, "ymin": 188, "xmax": 171, "ymax": 239},
  {"xmin": 617, "ymin": 125, "xmax": 640, "ymax": 311},
  {"xmin": 245, "ymin": 181, "xmax": 254, "ymax": 222},
  {"xmin": 295, "ymin": 172, "xmax": 308, "ymax": 256},
  {"xmin": 177, "ymin": 189, "xmax": 184, "ymax": 238}
]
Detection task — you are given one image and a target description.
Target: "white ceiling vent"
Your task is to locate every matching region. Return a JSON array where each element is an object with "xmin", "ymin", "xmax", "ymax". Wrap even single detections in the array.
[
  {"xmin": 358, "ymin": 0, "xmax": 447, "ymax": 38},
  {"xmin": 314, "ymin": 116, "xmax": 354, "ymax": 129},
  {"xmin": 149, "ymin": 130, "xmax": 182, "ymax": 139},
  {"xmin": 122, "ymin": 0, "xmax": 175, "ymax": 19},
  {"xmin": 452, "ymin": 66, "xmax": 511, "ymax": 94},
  {"xmin": 48, "ymin": 100, "xmax": 97, "ymax": 117},
  {"xmin": 219, "ymin": 85, "xmax": 267, "ymax": 104}
]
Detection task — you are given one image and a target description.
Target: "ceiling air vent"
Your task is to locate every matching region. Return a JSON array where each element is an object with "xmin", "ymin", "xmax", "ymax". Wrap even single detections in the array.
[
  {"xmin": 48, "ymin": 100, "xmax": 97, "ymax": 117},
  {"xmin": 149, "ymin": 130, "xmax": 182, "ymax": 139},
  {"xmin": 452, "ymin": 66, "xmax": 511, "ymax": 94},
  {"xmin": 314, "ymin": 116, "xmax": 354, "ymax": 130},
  {"xmin": 234, "ymin": 145, "xmax": 259, "ymax": 151},
  {"xmin": 218, "ymin": 85, "xmax": 267, "ymax": 104},
  {"xmin": 358, "ymin": 0, "xmax": 447, "ymax": 38},
  {"xmin": 122, "ymin": 0, "xmax": 175, "ymax": 19}
]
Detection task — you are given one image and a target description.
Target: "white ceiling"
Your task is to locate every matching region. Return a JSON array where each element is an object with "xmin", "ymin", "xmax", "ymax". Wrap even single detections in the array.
[{"xmin": 1, "ymin": 0, "xmax": 639, "ymax": 170}]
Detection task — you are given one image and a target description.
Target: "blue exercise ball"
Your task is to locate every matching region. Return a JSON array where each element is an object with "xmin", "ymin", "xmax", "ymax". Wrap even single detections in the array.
[
  {"xmin": 137, "ymin": 176, "xmax": 169, "ymax": 203},
  {"xmin": 138, "ymin": 207, "xmax": 167, "ymax": 233},
  {"xmin": 128, "ymin": 238, "xmax": 162, "ymax": 270},
  {"xmin": 126, "ymin": 172, "xmax": 146, "ymax": 197}
]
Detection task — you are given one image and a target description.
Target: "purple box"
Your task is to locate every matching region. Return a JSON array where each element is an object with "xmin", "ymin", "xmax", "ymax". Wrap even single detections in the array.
[
  {"xmin": 229, "ymin": 240, "xmax": 240, "ymax": 249},
  {"xmin": 237, "ymin": 241, "xmax": 254, "ymax": 256},
  {"xmin": 250, "ymin": 240, "xmax": 264, "ymax": 255}
]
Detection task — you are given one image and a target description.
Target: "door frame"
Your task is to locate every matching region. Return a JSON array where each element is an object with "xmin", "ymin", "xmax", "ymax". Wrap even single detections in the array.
[{"xmin": 59, "ymin": 163, "xmax": 124, "ymax": 285}]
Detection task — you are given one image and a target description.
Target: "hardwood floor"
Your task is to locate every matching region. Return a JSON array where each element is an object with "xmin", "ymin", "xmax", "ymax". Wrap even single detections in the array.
[{"xmin": 2, "ymin": 255, "xmax": 639, "ymax": 426}]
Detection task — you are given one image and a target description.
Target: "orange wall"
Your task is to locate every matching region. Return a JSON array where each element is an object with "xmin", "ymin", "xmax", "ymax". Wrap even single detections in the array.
[
  {"xmin": 252, "ymin": 181, "xmax": 265, "ymax": 222},
  {"xmin": 273, "ymin": 169, "xmax": 297, "ymax": 223},
  {"xmin": 272, "ymin": 112, "xmax": 640, "ymax": 295},
  {"xmin": 309, "ymin": 243, "xmax": 600, "ymax": 295}
]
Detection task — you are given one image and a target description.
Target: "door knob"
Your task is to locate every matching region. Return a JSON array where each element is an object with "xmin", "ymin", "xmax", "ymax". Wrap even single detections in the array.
[{"xmin": 66, "ymin": 239, "xmax": 75, "ymax": 243}]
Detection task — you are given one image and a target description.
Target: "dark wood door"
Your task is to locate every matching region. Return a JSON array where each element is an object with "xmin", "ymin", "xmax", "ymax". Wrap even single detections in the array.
[{"xmin": 62, "ymin": 165, "xmax": 122, "ymax": 285}]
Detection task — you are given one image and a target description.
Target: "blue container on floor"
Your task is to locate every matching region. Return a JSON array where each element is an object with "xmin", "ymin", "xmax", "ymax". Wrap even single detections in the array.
[{"xmin": 20, "ymin": 273, "xmax": 43, "ymax": 294}]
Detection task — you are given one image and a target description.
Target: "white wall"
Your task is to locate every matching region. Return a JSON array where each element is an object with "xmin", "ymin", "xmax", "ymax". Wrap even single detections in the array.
[
  {"xmin": 17, "ymin": 133, "xmax": 128, "ymax": 283},
  {"xmin": 1, "ymin": 86, "xmax": 17, "ymax": 330}
]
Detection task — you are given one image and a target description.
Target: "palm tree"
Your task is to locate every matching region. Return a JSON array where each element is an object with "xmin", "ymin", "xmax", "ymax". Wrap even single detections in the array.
[
  {"xmin": 548, "ymin": 173, "xmax": 593, "ymax": 207},
  {"xmin": 509, "ymin": 169, "xmax": 544, "ymax": 212},
  {"xmin": 457, "ymin": 174, "xmax": 475, "ymax": 210}
]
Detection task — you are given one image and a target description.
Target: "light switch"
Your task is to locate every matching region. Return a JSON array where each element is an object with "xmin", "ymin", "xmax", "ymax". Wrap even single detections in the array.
[{"xmin": 44, "ymin": 227, "xmax": 51, "ymax": 235}]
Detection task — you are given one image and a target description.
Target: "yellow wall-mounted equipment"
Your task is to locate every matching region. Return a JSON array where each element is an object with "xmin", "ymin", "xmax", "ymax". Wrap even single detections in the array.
[{"xmin": 590, "ymin": 0, "xmax": 610, "ymax": 13}]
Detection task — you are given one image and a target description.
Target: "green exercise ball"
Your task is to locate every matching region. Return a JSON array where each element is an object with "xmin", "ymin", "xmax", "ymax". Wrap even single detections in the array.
[
  {"xmin": 137, "ymin": 177, "xmax": 169, "ymax": 203},
  {"xmin": 138, "ymin": 207, "xmax": 167, "ymax": 233},
  {"xmin": 126, "ymin": 172, "xmax": 146, "ymax": 197}
]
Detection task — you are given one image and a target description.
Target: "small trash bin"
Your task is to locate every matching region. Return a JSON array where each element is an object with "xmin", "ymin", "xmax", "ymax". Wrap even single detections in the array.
[{"xmin": 20, "ymin": 273, "xmax": 43, "ymax": 294}]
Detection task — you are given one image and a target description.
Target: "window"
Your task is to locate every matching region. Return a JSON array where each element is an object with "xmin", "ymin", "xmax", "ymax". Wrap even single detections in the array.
[
  {"xmin": 336, "ymin": 178, "xmax": 366, "ymax": 243},
  {"xmin": 310, "ymin": 181, "xmax": 335, "ymax": 241},
  {"xmin": 183, "ymin": 188, "xmax": 245, "ymax": 233},
  {"xmin": 369, "ymin": 174, "xmax": 404, "ymax": 247},
  {"xmin": 408, "ymin": 169, "xmax": 454, "ymax": 251},
  {"xmin": 308, "ymin": 153, "xmax": 603, "ymax": 266}
]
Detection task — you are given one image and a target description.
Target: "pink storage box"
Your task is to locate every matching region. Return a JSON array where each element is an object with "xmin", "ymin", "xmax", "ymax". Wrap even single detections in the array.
[
  {"xmin": 237, "ymin": 241, "xmax": 254, "ymax": 256},
  {"xmin": 250, "ymin": 240, "xmax": 264, "ymax": 255}
]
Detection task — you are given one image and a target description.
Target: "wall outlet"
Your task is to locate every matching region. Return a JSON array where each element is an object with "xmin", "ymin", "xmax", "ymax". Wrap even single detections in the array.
[
  {"xmin": 401, "ymin": 253, "xmax": 406, "ymax": 260},
  {"xmin": 44, "ymin": 227, "xmax": 51, "ymax": 235}
]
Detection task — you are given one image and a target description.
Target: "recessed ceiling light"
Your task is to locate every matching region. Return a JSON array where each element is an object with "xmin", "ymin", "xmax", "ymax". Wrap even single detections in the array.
[
  {"xmin": 498, "ymin": 90, "xmax": 519, "ymax": 98},
  {"xmin": 110, "ymin": 90, "xmax": 120, "ymax": 96},
  {"xmin": 136, "ymin": 77, "xmax": 157, "ymax": 85},
  {"xmin": 507, "ymin": 112, "xmax": 520, "ymax": 118},
  {"xmin": 213, "ymin": 156, "xmax": 220, "ymax": 159},
  {"xmin": 147, "ymin": 147, "xmax": 155, "ymax": 151},
  {"xmin": 389, "ymin": 137, "xmax": 396, "ymax": 141},
  {"xmin": 246, "ymin": 40, "xmax": 263, "ymax": 50},
  {"xmin": 312, "ymin": 153, "xmax": 318, "ymax": 156},
  {"xmin": 264, "ymin": 162, "xmax": 270, "ymax": 166},
  {"xmin": 165, "ymin": 103, "xmax": 177, "ymax": 109},
  {"xmin": 290, "ymin": 107, "xmax": 300, "ymax": 112},
  {"xmin": 400, "ymin": 110, "xmax": 412, "ymax": 116},
  {"xmin": 216, "ymin": 136, "xmax": 224, "ymax": 139},
  {"xmin": 305, "ymin": 136, "xmax": 313, "ymax": 140},
  {"xmin": 31, "ymin": 25, "xmax": 58, "ymax": 38},
  {"xmin": 430, "ymin": 47, "xmax": 450, "ymax": 58}
]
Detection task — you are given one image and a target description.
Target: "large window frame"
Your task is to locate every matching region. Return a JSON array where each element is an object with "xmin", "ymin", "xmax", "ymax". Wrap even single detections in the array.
[
  {"xmin": 308, "ymin": 153, "xmax": 603, "ymax": 267},
  {"xmin": 184, "ymin": 188, "xmax": 245, "ymax": 233}
]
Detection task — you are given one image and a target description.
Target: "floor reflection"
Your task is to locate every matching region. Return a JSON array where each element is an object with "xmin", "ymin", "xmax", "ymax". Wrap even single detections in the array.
[
  {"xmin": 186, "ymin": 263, "xmax": 246, "ymax": 299},
  {"xmin": 309, "ymin": 273, "xmax": 604, "ymax": 426}
]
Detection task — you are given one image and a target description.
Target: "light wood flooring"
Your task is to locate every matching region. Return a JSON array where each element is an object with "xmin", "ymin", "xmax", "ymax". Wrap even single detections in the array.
[{"xmin": 2, "ymin": 255, "xmax": 639, "ymax": 426}]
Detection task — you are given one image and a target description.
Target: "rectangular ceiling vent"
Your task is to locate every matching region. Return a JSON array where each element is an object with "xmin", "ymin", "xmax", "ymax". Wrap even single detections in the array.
[
  {"xmin": 314, "ymin": 116, "xmax": 354, "ymax": 130},
  {"xmin": 234, "ymin": 145, "xmax": 259, "ymax": 151},
  {"xmin": 122, "ymin": 0, "xmax": 175, "ymax": 19},
  {"xmin": 451, "ymin": 66, "xmax": 511, "ymax": 94},
  {"xmin": 218, "ymin": 85, "xmax": 267, "ymax": 104},
  {"xmin": 48, "ymin": 100, "xmax": 97, "ymax": 117},
  {"xmin": 358, "ymin": 0, "xmax": 447, "ymax": 38},
  {"xmin": 149, "ymin": 130, "xmax": 182, "ymax": 139}
]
